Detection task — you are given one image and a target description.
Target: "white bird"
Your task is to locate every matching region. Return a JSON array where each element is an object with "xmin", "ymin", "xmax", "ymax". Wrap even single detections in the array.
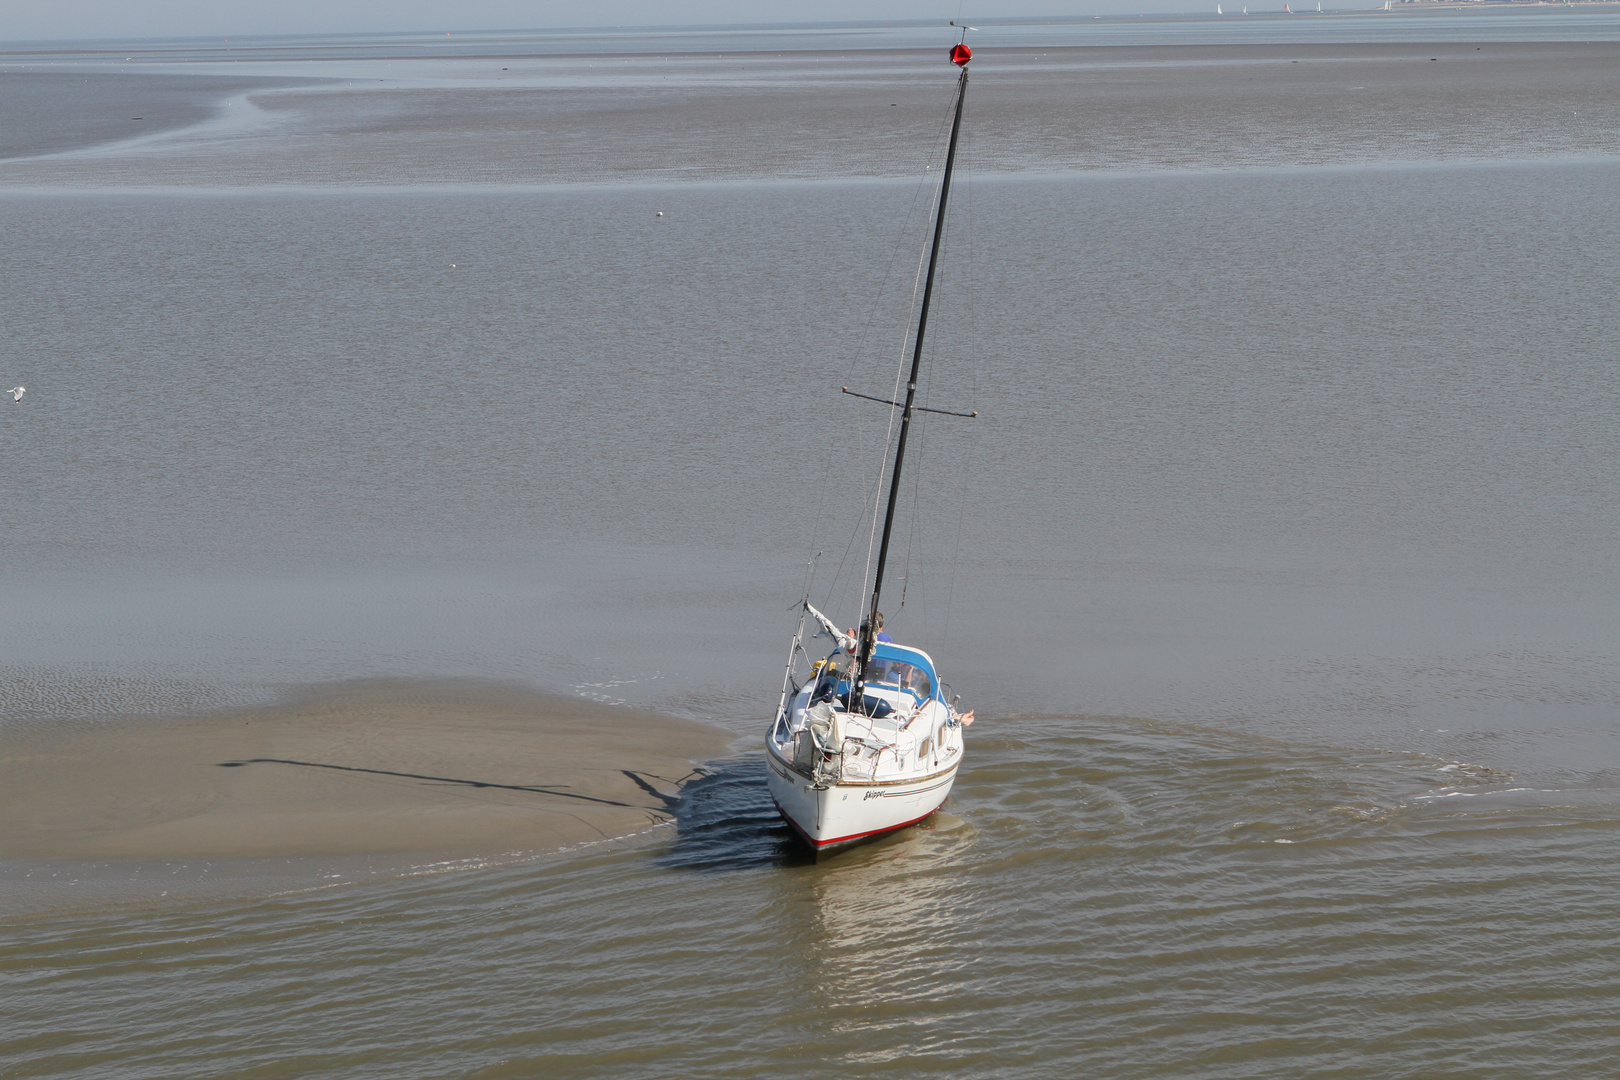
[
  {"xmin": 6, "ymin": 386, "xmax": 22, "ymax": 403},
  {"xmin": 656, "ymin": 211, "xmax": 664, "ymax": 217}
]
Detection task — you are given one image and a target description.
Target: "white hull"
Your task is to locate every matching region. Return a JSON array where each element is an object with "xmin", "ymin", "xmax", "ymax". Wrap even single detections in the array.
[
  {"xmin": 766, "ymin": 743, "xmax": 959, "ymax": 855},
  {"xmin": 765, "ymin": 640, "xmax": 966, "ymax": 856}
]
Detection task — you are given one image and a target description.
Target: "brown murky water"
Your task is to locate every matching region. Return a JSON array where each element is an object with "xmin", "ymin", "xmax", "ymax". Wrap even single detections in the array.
[{"xmin": 3, "ymin": 18, "xmax": 1620, "ymax": 1078}]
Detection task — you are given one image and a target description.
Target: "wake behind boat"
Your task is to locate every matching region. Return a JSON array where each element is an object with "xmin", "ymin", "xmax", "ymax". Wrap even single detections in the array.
[{"xmin": 766, "ymin": 38, "xmax": 978, "ymax": 857}]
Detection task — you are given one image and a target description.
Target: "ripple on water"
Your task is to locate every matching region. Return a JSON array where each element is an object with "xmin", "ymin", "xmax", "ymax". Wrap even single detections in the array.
[{"xmin": 4, "ymin": 714, "xmax": 1619, "ymax": 1079}]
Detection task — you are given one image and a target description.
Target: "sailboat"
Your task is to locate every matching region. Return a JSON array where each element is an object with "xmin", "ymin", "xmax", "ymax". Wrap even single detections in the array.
[{"xmin": 765, "ymin": 40, "xmax": 978, "ymax": 857}]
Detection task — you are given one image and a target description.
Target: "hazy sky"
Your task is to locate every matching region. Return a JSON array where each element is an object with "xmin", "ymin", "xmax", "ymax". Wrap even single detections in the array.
[{"xmin": 0, "ymin": 2, "xmax": 1174, "ymax": 44}]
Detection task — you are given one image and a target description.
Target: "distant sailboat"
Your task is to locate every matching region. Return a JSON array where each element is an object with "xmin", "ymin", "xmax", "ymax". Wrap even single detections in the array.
[
  {"xmin": 1217, "ymin": 3, "xmax": 1222, "ymax": 12},
  {"xmin": 1284, "ymin": 3, "xmax": 1292, "ymax": 11}
]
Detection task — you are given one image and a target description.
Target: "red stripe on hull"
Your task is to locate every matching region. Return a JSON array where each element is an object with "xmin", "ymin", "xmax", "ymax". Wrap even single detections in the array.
[{"xmin": 771, "ymin": 797, "xmax": 942, "ymax": 853}]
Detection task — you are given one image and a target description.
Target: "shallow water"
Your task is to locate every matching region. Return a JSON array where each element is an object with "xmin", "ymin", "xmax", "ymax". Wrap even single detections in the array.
[
  {"xmin": 3, "ymin": 166, "xmax": 1615, "ymax": 763},
  {"xmin": 10, "ymin": 33, "xmax": 1620, "ymax": 187},
  {"xmin": 3, "ymin": 21, "xmax": 1620, "ymax": 1078},
  {"xmin": 8, "ymin": 719, "xmax": 1619, "ymax": 1078}
]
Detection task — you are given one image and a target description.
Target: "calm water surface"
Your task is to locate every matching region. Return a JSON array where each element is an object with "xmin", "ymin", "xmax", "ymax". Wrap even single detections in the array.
[{"xmin": 3, "ymin": 21, "xmax": 1619, "ymax": 1079}]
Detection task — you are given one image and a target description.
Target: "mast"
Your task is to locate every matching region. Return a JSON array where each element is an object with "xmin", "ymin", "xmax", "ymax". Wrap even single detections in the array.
[{"xmin": 854, "ymin": 50, "xmax": 970, "ymax": 701}]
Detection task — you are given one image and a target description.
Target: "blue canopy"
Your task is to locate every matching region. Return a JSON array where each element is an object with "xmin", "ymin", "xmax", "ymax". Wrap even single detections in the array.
[{"xmin": 870, "ymin": 642, "xmax": 943, "ymax": 703}]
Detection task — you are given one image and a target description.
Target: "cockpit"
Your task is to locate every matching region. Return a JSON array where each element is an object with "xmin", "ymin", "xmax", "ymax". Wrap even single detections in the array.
[
  {"xmin": 807, "ymin": 643, "xmax": 941, "ymax": 714},
  {"xmin": 863, "ymin": 657, "xmax": 935, "ymax": 703}
]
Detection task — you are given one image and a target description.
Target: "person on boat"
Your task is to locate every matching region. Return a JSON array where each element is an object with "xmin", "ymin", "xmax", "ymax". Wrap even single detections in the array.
[
  {"xmin": 902, "ymin": 663, "xmax": 933, "ymax": 701},
  {"xmin": 845, "ymin": 612, "xmax": 894, "ymax": 651}
]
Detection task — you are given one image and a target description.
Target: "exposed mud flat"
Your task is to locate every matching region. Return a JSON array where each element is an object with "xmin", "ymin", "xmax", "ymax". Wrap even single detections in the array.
[
  {"xmin": 6, "ymin": 41, "xmax": 1620, "ymax": 187},
  {"xmin": 0, "ymin": 680, "xmax": 732, "ymax": 860}
]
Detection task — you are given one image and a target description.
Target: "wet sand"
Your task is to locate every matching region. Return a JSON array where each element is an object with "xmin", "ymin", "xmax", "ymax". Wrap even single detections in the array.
[
  {"xmin": 0, "ymin": 680, "xmax": 734, "ymax": 860},
  {"xmin": 4, "ymin": 41, "xmax": 1620, "ymax": 187},
  {"xmin": 0, "ymin": 71, "xmax": 316, "ymax": 160}
]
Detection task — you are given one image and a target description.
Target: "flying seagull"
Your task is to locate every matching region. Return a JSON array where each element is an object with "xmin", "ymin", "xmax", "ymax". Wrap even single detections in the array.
[{"xmin": 6, "ymin": 386, "xmax": 22, "ymax": 403}]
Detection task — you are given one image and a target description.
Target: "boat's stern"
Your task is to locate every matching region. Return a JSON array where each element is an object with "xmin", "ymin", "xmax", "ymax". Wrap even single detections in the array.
[{"xmin": 765, "ymin": 740, "xmax": 958, "ymax": 857}]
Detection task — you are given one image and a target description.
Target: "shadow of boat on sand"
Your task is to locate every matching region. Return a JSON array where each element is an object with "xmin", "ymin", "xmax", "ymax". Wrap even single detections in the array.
[{"xmin": 658, "ymin": 756, "xmax": 817, "ymax": 872}]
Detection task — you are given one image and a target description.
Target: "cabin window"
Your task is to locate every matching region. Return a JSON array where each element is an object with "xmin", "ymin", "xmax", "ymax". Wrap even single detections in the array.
[{"xmin": 865, "ymin": 659, "xmax": 934, "ymax": 702}]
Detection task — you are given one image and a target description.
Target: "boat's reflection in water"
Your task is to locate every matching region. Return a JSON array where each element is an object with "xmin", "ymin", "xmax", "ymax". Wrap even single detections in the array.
[
  {"xmin": 662, "ymin": 756, "xmax": 978, "ymax": 1021},
  {"xmin": 796, "ymin": 811, "xmax": 977, "ymax": 1023}
]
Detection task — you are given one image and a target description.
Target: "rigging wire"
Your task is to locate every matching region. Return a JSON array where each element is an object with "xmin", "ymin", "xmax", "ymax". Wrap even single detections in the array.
[
  {"xmin": 901, "ymin": 83, "xmax": 974, "ymax": 626},
  {"xmin": 817, "ymin": 91, "xmax": 956, "ymax": 612},
  {"xmin": 818, "ymin": 76, "xmax": 963, "ymax": 623},
  {"xmin": 941, "ymin": 85, "xmax": 981, "ymax": 649},
  {"xmin": 814, "ymin": 156, "xmax": 939, "ymax": 609},
  {"xmin": 860, "ymin": 177, "xmax": 939, "ymax": 626},
  {"xmin": 899, "ymin": 190, "xmax": 954, "ymax": 616},
  {"xmin": 852, "ymin": 68, "xmax": 972, "ymax": 642},
  {"xmin": 849, "ymin": 77, "xmax": 963, "ymax": 630}
]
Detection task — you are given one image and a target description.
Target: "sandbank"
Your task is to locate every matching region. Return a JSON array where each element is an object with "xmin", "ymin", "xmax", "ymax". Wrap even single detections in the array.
[
  {"xmin": 6, "ymin": 41, "xmax": 1620, "ymax": 188},
  {"xmin": 0, "ymin": 680, "xmax": 734, "ymax": 861}
]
